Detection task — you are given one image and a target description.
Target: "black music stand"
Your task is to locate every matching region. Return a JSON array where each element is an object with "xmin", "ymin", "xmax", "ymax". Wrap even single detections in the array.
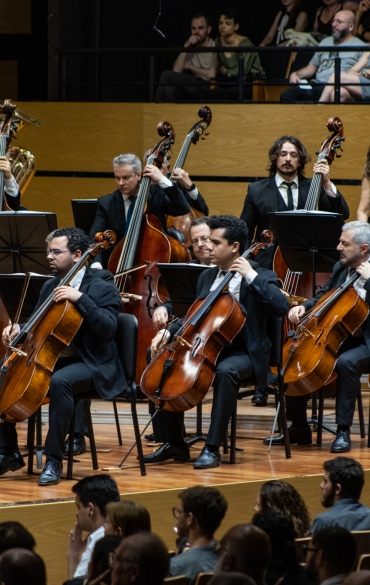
[
  {"xmin": 156, "ymin": 262, "xmax": 212, "ymax": 317},
  {"xmin": 0, "ymin": 274, "xmax": 53, "ymax": 322},
  {"xmin": 71, "ymin": 199, "xmax": 98, "ymax": 235},
  {"xmin": 0, "ymin": 212, "xmax": 58, "ymax": 274},
  {"xmin": 270, "ymin": 210, "xmax": 343, "ymax": 435}
]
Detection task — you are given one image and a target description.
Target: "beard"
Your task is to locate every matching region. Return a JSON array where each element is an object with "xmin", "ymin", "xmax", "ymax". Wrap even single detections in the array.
[
  {"xmin": 321, "ymin": 484, "xmax": 336, "ymax": 508},
  {"xmin": 332, "ymin": 26, "xmax": 350, "ymax": 41}
]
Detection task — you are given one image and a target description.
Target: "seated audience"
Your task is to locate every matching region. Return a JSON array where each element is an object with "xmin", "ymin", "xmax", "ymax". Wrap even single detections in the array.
[
  {"xmin": 306, "ymin": 527, "xmax": 357, "ymax": 585},
  {"xmin": 104, "ymin": 500, "xmax": 151, "ymax": 537},
  {"xmin": 0, "ymin": 521, "xmax": 35, "ymax": 554},
  {"xmin": 318, "ymin": 50, "xmax": 370, "ymax": 101},
  {"xmin": 64, "ymin": 536, "xmax": 122, "ymax": 585},
  {"xmin": 68, "ymin": 475, "xmax": 120, "ymax": 580},
  {"xmin": 155, "ymin": 13, "xmax": 217, "ymax": 102},
  {"xmin": 357, "ymin": 145, "xmax": 370, "ymax": 222},
  {"xmin": 254, "ymin": 480, "xmax": 311, "ymax": 537},
  {"xmin": 280, "ymin": 10, "xmax": 365, "ymax": 102},
  {"xmin": 215, "ymin": 524, "xmax": 271, "ymax": 585},
  {"xmin": 252, "ymin": 511, "xmax": 311, "ymax": 585},
  {"xmin": 0, "ymin": 548, "xmax": 46, "ymax": 585},
  {"xmin": 110, "ymin": 532, "xmax": 169, "ymax": 585},
  {"xmin": 355, "ymin": 0, "xmax": 370, "ymax": 42},
  {"xmin": 169, "ymin": 486, "xmax": 228, "ymax": 584},
  {"xmin": 260, "ymin": 0, "xmax": 308, "ymax": 46},
  {"xmin": 311, "ymin": 457, "xmax": 370, "ymax": 534},
  {"xmin": 213, "ymin": 8, "xmax": 264, "ymax": 100},
  {"xmin": 313, "ymin": 0, "xmax": 348, "ymax": 39}
]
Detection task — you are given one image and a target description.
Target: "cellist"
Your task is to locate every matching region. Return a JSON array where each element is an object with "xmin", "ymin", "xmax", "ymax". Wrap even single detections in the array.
[
  {"xmin": 88, "ymin": 153, "xmax": 191, "ymax": 268},
  {"xmin": 268, "ymin": 221, "xmax": 370, "ymax": 454},
  {"xmin": 0, "ymin": 227, "xmax": 125, "ymax": 486},
  {"xmin": 143, "ymin": 215, "xmax": 289, "ymax": 469}
]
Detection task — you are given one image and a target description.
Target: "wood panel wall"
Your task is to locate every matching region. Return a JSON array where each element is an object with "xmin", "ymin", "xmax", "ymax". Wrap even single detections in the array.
[{"xmin": 16, "ymin": 102, "xmax": 367, "ymax": 229}]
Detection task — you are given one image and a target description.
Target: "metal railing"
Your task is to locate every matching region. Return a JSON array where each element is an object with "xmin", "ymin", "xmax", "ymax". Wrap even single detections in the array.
[{"xmin": 57, "ymin": 45, "xmax": 368, "ymax": 103}]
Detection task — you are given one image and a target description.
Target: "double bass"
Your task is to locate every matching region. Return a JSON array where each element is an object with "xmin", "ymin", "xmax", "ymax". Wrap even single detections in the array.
[
  {"xmin": 0, "ymin": 231, "xmax": 116, "ymax": 423},
  {"xmin": 108, "ymin": 122, "xmax": 191, "ymax": 382},
  {"xmin": 273, "ymin": 117, "xmax": 345, "ymax": 304},
  {"xmin": 166, "ymin": 106, "xmax": 212, "ymax": 247}
]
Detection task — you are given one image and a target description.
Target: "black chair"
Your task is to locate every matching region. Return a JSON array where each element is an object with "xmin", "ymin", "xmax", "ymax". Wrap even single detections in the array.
[{"xmin": 228, "ymin": 314, "xmax": 291, "ymax": 461}]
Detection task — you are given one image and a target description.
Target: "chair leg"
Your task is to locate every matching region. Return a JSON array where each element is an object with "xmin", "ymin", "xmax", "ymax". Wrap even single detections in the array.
[
  {"xmin": 67, "ymin": 410, "xmax": 77, "ymax": 480},
  {"xmin": 229, "ymin": 402, "xmax": 237, "ymax": 464},
  {"xmin": 27, "ymin": 413, "xmax": 36, "ymax": 475},
  {"xmin": 35, "ymin": 407, "xmax": 43, "ymax": 469},
  {"xmin": 317, "ymin": 389, "xmax": 324, "ymax": 446},
  {"xmin": 113, "ymin": 399, "xmax": 123, "ymax": 446},
  {"xmin": 130, "ymin": 385, "xmax": 146, "ymax": 476},
  {"xmin": 357, "ymin": 387, "xmax": 365, "ymax": 439},
  {"xmin": 277, "ymin": 376, "xmax": 291, "ymax": 459},
  {"xmin": 84, "ymin": 400, "xmax": 98, "ymax": 470}
]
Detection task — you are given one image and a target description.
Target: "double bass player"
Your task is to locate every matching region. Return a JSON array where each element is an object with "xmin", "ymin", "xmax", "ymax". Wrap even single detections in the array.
[
  {"xmin": 269, "ymin": 221, "xmax": 370, "ymax": 453},
  {"xmin": 143, "ymin": 215, "xmax": 289, "ymax": 469}
]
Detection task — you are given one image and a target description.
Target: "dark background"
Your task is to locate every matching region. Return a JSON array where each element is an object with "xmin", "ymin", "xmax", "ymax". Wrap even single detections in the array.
[{"xmin": 1, "ymin": 0, "xmax": 322, "ymax": 101}]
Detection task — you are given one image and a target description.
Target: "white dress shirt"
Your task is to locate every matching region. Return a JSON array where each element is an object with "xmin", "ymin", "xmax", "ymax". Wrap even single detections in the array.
[{"xmin": 275, "ymin": 172, "xmax": 337, "ymax": 209}]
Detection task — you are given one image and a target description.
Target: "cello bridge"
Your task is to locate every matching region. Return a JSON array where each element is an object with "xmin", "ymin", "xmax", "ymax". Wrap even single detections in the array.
[
  {"xmin": 120, "ymin": 293, "xmax": 143, "ymax": 303},
  {"xmin": 174, "ymin": 335, "xmax": 192, "ymax": 349}
]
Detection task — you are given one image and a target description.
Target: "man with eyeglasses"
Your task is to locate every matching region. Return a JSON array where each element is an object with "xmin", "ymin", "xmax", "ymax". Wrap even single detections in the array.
[
  {"xmin": 168, "ymin": 486, "xmax": 228, "ymax": 584},
  {"xmin": 305, "ymin": 527, "xmax": 357, "ymax": 585},
  {"xmin": 0, "ymin": 227, "xmax": 125, "ymax": 486}
]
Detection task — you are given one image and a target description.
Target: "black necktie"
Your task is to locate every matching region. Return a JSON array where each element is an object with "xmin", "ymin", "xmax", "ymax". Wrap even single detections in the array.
[
  {"xmin": 282, "ymin": 181, "xmax": 294, "ymax": 211},
  {"xmin": 124, "ymin": 196, "xmax": 136, "ymax": 235}
]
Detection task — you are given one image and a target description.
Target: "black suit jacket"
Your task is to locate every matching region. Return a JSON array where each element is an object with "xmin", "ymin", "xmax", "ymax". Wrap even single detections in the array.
[
  {"xmin": 32, "ymin": 267, "xmax": 126, "ymax": 398},
  {"xmin": 89, "ymin": 184, "xmax": 191, "ymax": 268},
  {"xmin": 170, "ymin": 261, "xmax": 289, "ymax": 387},
  {"xmin": 302, "ymin": 262, "xmax": 370, "ymax": 353},
  {"xmin": 4, "ymin": 190, "xmax": 21, "ymax": 211},
  {"xmin": 240, "ymin": 176, "xmax": 350, "ymax": 247},
  {"xmin": 181, "ymin": 187, "xmax": 209, "ymax": 216}
]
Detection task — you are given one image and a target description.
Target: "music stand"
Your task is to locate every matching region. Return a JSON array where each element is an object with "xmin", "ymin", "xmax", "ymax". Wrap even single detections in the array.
[
  {"xmin": 0, "ymin": 212, "xmax": 58, "ymax": 274},
  {"xmin": 269, "ymin": 211, "xmax": 343, "ymax": 297},
  {"xmin": 270, "ymin": 210, "xmax": 343, "ymax": 436},
  {"xmin": 157, "ymin": 263, "xmax": 212, "ymax": 317},
  {"xmin": 0, "ymin": 274, "xmax": 53, "ymax": 322},
  {"xmin": 71, "ymin": 199, "xmax": 98, "ymax": 235}
]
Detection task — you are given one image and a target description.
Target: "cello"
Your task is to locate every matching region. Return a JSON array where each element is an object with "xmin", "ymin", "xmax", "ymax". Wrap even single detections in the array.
[
  {"xmin": 282, "ymin": 268, "xmax": 369, "ymax": 397},
  {"xmin": 166, "ymin": 106, "xmax": 212, "ymax": 247},
  {"xmin": 0, "ymin": 230, "xmax": 116, "ymax": 423},
  {"xmin": 107, "ymin": 122, "xmax": 191, "ymax": 383},
  {"xmin": 140, "ymin": 237, "xmax": 274, "ymax": 412},
  {"xmin": 273, "ymin": 117, "xmax": 345, "ymax": 305}
]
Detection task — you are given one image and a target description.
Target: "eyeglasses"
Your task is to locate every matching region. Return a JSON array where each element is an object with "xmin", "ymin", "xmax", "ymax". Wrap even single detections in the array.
[
  {"xmin": 172, "ymin": 507, "xmax": 186, "ymax": 518},
  {"xmin": 46, "ymin": 249, "xmax": 72, "ymax": 258},
  {"xmin": 190, "ymin": 236, "xmax": 210, "ymax": 246},
  {"xmin": 304, "ymin": 545, "xmax": 319, "ymax": 555}
]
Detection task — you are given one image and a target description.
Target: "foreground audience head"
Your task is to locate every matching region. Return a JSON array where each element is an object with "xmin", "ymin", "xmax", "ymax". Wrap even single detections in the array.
[
  {"xmin": 268, "ymin": 135, "xmax": 311, "ymax": 179},
  {"xmin": 321, "ymin": 456, "xmax": 365, "ymax": 508},
  {"xmin": 344, "ymin": 571, "xmax": 370, "ymax": 585},
  {"xmin": 216, "ymin": 524, "xmax": 271, "ymax": 585},
  {"xmin": 255, "ymin": 480, "xmax": 311, "ymax": 537},
  {"xmin": 111, "ymin": 532, "xmax": 169, "ymax": 585},
  {"xmin": 175, "ymin": 485, "xmax": 228, "ymax": 539},
  {"xmin": 87, "ymin": 535, "xmax": 122, "ymax": 582},
  {"xmin": 0, "ymin": 548, "xmax": 46, "ymax": 585},
  {"xmin": 209, "ymin": 572, "xmax": 257, "ymax": 585},
  {"xmin": 207, "ymin": 215, "xmax": 249, "ymax": 256},
  {"xmin": 72, "ymin": 474, "xmax": 120, "ymax": 531},
  {"xmin": 0, "ymin": 521, "xmax": 35, "ymax": 554},
  {"xmin": 105, "ymin": 500, "xmax": 151, "ymax": 537},
  {"xmin": 307, "ymin": 527, "xmax": 357, "ymax": 583}
]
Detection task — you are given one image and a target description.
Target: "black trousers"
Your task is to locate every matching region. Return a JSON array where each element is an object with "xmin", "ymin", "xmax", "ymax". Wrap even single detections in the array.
[
  {"xmin": 155, "ymin": 70, "xmax": 210, "ymax": 102},
  {"xmin": 280, "ymin": 84, "xmax": 325, "ymax": 103},
  {"xmin": 286, "ymin": 337, "xmax": 370, "ymax": 428},
  {"xmin": 154, "ymin": 345, "xmax": 254, "ymax": 447},
  {"xmin": 0, "ymin": 358, "xmax": 96, "ymax": 463}
]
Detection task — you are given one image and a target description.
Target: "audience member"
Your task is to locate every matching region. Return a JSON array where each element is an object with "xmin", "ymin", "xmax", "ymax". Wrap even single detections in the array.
[
  {"xmin": 344, "ymin": 571, "xmax": 370, "ymax": 585},
  {"xmin": 68, "ymin": 474, "xmax": 120, "ymax": 579},
  {"xmin": 252, "ymin": 511, "xmax": 311, "ymax": 585},
  {"xmin": 209, "ymin": 573, "xmax": 257, "ymax": 585},
  {"xmin": 357, "ymin": 145, "xmax": 370, "ymax": 222},
  {"xmin": 318, "ymin": 49, "xmax": 370, "ymax": 101},
  {"xmin": 0, "ymin": 521, "xmax": 35, "ymax": 554},
  {"xmin": 306, "ymin": 527, "xmax": 357, "ymax": 585},
  {"xmin": 260, "ymin": 0, "xmax": 308, "ymax": 46},
  {"xmin": 110, "ymin": 532, "xmax": 169, "ymax": 585},
  {"xmin": 213, "ymin": 8, "xmax": 264, "ymax": 100},
  {"xmin": 355, "ymin": 0, "xmax": 370, "ymax": 42},
  {"xmin": 313, "ymin": 0, "xmax": 347, "ymax": 39},
  {"xmin": 216, "ymin": 524, "xmax": 271, "ymax": 585},
  {"xmin": 311, "ymin": 457, "xmax": 370, "ymax": 534},
  {"xmin": 280, "ymin": 10, "xmax": 365, "ymax": 102},
  {"xmin": 104, "ymin": 500, "xmax": 151, "ymax": 537},
  {"xmin": 87, "ymin": 536, "xmax": 122, "ymax": 584},
  {"xmin": 254, "ymin": 480, "xmax": 311, "ymax": 537},
  {"xmin": 169, "ymin": 486, "xmax": 228, "ymax": 584},
  {"xmin": 155, "ymin": 13, "xmax": 217, "ymax": 102},
  {"xmin": 0, "ymin": 548, "xmax": 46, "ymax": 585}
]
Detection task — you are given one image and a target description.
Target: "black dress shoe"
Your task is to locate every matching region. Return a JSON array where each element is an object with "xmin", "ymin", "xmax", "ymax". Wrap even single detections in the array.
[
  {"xmin": 331, "ymin": 430, "xmax": 351, "ymax": 453},
  {"xmin": 252, "ymin": 388, "xmax": 268, "ymax": 406},
  {"xmin": 143, "ymin": 442, "xmax": 190, "ymax": 463},
  {"xmin": 65, "ymin": 434, "xmax": 87, "ymax": 456},
  {"xmin": 38, "ymin": 461, "xmax": 63, "ymax": 486},
  {"xmin": 144, "ymin": 433, "xmax": 155, "ymax": 441},
  {"xmin": 0, "ymin": 452, "xmax": 25, "ymax": 477},
  {"xmin": 263, "ymin": 425, "xmax": 312, "ymax": 446},
  {"xmin": 193, "ymin": 446, "xmax": 221, "ymax": 469}
]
